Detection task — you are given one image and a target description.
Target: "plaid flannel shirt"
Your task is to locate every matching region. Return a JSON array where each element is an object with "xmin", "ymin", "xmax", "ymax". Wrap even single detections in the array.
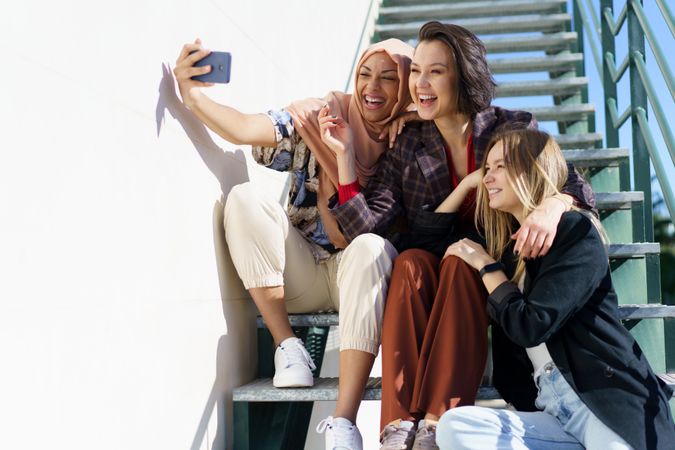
[{"xmin": 330, "ymin": 106, "xmax": 596, "ymax": 245}]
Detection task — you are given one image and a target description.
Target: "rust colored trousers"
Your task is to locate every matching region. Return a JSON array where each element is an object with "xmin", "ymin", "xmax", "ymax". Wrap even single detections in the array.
[{"xmin": 380, "ymin": 249, "xmax": 490, "ymax": 430}]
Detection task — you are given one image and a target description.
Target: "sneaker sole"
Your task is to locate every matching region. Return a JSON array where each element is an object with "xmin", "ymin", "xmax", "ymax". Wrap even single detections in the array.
[{"xmin": 272, "ymin": 374, "xmax": 314, "ymax": 388}]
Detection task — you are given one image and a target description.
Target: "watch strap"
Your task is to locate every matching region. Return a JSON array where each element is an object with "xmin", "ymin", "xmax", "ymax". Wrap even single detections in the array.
[{"xmin": 479, "ymin": 261, "xmax": 505, "ymax": 278}]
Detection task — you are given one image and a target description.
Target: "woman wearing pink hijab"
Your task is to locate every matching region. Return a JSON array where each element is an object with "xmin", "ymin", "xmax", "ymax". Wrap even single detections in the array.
[{"xmin": 174, "ymin": 38, "xmax": 413, "ymax": 450}]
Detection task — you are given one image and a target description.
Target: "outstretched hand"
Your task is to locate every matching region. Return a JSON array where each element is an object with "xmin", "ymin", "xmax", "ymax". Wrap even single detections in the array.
[
  {"xmin": 318, "ymin": 104, "xmax": 353, "ymax": 156},
  {"xmin": 173, "ymin": 38, "xmax": 214, "ymax": 108}
]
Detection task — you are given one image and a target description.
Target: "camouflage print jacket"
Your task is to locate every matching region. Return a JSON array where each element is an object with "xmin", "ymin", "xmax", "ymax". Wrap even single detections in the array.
[{"xmin": 252, "ymin": 109, "xmax": 336, "ymax": 262}]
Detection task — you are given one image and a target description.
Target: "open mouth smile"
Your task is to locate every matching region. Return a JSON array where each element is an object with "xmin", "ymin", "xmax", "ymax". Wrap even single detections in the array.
[
  {"xmin": 417, "ymin": 94, "xmax": 437, "ymax": 107},
  {"xmin": 364, "ymin": 94, "xmax": 386, "ymax": 110}
]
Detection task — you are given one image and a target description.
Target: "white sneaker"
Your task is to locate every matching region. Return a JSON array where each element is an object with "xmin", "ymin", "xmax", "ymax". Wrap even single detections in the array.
[
  {"xmin": 272, "ymin": 336, "xmax": 316, "ymax": 388},
  {"xmin": 380, "ymin": 419, "xmax": 416, "ymax": 449},
  {"xmin": 316, "ymin": 416, "xmax": 363, "ymax": 450}
]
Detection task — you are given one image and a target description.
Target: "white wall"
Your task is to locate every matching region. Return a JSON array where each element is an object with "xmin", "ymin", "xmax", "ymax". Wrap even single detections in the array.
[{"xmin": 0, "ymin": 1, "xmax": 383, "ymax": 449}]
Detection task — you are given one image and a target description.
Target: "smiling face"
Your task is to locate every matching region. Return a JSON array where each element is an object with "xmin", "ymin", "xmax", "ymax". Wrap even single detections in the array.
[
  {"xmin": 356, "ymin": 52, "xmax": 400, "ymax": 122},
  {"xmin": 409, "ymin": 39, "xmax": 459, "ymax": 121},
  {"xmin": 483, "ymin": 141, "xmax": 522, "ymax": 217}
]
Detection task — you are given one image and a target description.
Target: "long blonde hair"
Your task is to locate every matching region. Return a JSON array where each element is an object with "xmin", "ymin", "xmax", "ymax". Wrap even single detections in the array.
[{"xmin": 476, "ymin": 128, "xmax": 605, "ymax": 282}]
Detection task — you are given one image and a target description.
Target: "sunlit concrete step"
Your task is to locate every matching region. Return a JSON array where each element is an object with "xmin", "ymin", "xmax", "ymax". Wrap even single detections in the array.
[
  {"xmin": 496, "ymin": 77, "xmax": 587, "ymax": 97},
  {"xmin": 489, "ymin": 53, "xmax": 583, "ymax": 74},
  {"xmin": 483, "ymin": 32, "xmax": 578, "ymax": 53},
  {"xmin": 233, "ymin": 373, "xmax": 675, "ymax": 402},
  {"xmin": 523, "ymin": 103, "xmax": 595, "ymax": 122},
  {"xmin": 379, "ymin": 0, "xmax": 567, "ymax": 23},
  {"xmin": 375, "ymin": 13, "xmax": 570, "ymax": 39},
  {"xmin": 258, "ymin": 303, "xmax": 674, "ymax": 328}
]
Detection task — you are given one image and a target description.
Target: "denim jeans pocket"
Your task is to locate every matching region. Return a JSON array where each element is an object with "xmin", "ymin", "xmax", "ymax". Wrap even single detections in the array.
[{"xmin": 535, "ymin": 364, "xmax": 585, "ymax": 426}]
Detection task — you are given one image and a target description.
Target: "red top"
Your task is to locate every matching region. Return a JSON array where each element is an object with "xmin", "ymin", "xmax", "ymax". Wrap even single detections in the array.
[{"xmin": 444, "ymin": 134, "xmax": 476, "ymax": 231}]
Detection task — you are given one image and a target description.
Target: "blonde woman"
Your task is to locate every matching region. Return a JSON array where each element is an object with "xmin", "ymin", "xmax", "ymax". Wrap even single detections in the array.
[{"xmin": 437, "ymin": 129, "xmax": 675, "ymax": 450}]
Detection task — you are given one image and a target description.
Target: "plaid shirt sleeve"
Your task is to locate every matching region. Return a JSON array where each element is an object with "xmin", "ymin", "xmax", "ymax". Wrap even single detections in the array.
[
  {"xmin": 562, "ymin": 164, "xmax": 597, "ymax": 216},
  {"xmin": 329, "ymin": 145, "xmax": 405, "ymax": 242}
]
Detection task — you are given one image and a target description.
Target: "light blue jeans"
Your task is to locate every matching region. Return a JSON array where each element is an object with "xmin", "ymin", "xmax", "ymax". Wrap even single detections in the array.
[{"xmin": 436, "ymin": 363, "xmax": 632, "ymax": 449}]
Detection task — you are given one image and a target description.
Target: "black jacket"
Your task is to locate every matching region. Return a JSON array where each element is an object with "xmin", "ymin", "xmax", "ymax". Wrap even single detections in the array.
[{"xmin": 488, "ymin": 212, "xmax": 675, "ymax": 450}]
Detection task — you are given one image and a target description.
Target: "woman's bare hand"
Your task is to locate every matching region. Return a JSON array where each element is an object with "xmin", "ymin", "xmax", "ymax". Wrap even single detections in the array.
[
  {"xmin": 378, "ymin": 111, "xmax": 421, "ymax": 149},
  {"xmin": 444, "ymin": 238, "xmax": 493, "ymax": 270},
  {"xmin": 318, "ymin": 104, "xmax": 353, "ymax": 157},
  {"xmin": 173, "ymin": 38, "xmax": 214, "ymax": 108},
  {"xmin": 513, "ymin": 195, "xmax": 569, "ymax": 258}
]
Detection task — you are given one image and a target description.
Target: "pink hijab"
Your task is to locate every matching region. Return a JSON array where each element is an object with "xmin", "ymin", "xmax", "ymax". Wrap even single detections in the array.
[{"xmin": 286, "ymin": 39, "xmax": 413, "ymax": 248}]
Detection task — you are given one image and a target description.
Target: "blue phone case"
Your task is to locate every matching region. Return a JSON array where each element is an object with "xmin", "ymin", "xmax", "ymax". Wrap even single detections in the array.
[{"xmin": 191, "ymin": 51, "xmax": 231, "ymax": 84}]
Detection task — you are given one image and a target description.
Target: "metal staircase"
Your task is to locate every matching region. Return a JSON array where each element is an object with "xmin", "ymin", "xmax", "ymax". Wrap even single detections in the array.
[{"xmin": 233, "ymin": 1, "xmax": 675, "ymax": 448}]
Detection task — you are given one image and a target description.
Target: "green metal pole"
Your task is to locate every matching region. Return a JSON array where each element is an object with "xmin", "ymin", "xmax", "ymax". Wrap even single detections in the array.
[
  {"xmin": 571, "ymin": 0, "xmax": 594, "ymax": 139},
  {"xmin": 628, "ymin": 0, "xmax": 653, "ymax": 242},
  {"xmin": 601, "ymin": 0, "xmax": 619, "ymax": 149},
  {"xmin": 572, "ymin": 1, "xmax": 585, "ymax": 76}
]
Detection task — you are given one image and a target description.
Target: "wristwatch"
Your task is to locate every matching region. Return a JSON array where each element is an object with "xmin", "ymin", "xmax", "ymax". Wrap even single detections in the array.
[{"xmin": 479, "ymin": 261, "xmax": 505, "ymax": 278}]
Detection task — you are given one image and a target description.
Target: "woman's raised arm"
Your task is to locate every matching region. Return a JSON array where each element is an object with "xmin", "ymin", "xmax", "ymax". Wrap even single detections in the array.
[{"xmin": 173, "ymin": 39, "xmax": 276, "ymax": 148}]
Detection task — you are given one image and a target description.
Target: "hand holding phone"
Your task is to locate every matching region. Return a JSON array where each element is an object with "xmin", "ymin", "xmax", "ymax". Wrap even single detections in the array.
[{"xmin": 191, "ymin": 51, "xmax": 232, "ymax": 84}]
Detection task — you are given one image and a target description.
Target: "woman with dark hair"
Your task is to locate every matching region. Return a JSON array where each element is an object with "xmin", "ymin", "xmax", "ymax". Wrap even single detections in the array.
[
  {"xmin": 319, "ymin": 21, "xmax": 595, "ymax": 449},
  {"xmin": 436, "ymin": 128, "xmax": 675, "ymax": 450}
]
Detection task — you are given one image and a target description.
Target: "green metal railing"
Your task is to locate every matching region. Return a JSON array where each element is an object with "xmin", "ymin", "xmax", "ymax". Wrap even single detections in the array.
[{"xmin": 573, "ymin": 0, "xmax": 675, "ymax": 241}]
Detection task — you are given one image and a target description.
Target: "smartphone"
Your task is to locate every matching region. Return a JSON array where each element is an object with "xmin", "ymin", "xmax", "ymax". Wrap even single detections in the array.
[{"xmin": 191, "ymin": 51, "xmax": 231, "ymax": 84}]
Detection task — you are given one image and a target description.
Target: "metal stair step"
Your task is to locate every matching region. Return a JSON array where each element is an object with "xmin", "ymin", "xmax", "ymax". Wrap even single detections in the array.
[
  {"xmin": 258, "ymin": 303, "xmax": 673, "ymax": 328},
  {"xmin": 523, "ymin": 103, "xmax": 595, "ymax": 122},
  {"xmin": 379, "ymin": 0, "xmax": 567, "ymax": 23},
  {"xmin": 483, "ymin": 32, "xmax": 578, "ymax": 53},
  {"xmin": 233, "ymin": 373, "xmax": 675, "ymax": 402},
  {"xmin": 375, "ymin": 13, "xmax": 570, "ymax": 39},
  {"xmin": 496, "ymin": 77, "xmax": 588, "ymax": 97},
  {"xmin": 595, "ymin": 191, "xmax": 644, "ymax": 210},
  {"xmin": 554, "ymin": 133, "xmax": 603, "ymax": 149},
  {"xmin": 609, "ymin": 242, "xmax": 660, "ymax": 258},
  {"xmin": 232, "ymin": 377, "xmax": 499, "ymax": 402},
  {"xmin": 489, "ymin": 53, "xmax": 583, "ymax": 74},
  {"xmin": 561, "ymin": 148, "xmax": 628, "ymax": 166},
  {"xmin": 386, "ymin": 0, "xmax": 494, "ymax": 5}
]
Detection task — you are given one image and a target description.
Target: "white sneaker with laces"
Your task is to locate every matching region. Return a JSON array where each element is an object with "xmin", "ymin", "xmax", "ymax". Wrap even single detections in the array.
[
  {"xmin": 316, "ymin": 416, "xmax": 363, "ymax": 450},
  {"xmin": 272, "ymin": 336, "xmax": 316, "ymax": 388},
  {"xmin": 380, "ymin": 419, "xmax": 416, "ymax": 449},
  {"xmin": 412, "ymin": 420, "xmax": 439, "ymax": 450}
]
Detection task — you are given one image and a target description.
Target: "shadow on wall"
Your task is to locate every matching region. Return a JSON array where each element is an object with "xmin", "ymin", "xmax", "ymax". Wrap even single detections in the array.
[
  {"xmin": 155, "ymin": 63, "xmax": 257, "ymax": 450},
  {"xmin": 155, "ymin": 63, "xmax": 249, "ymax": 194},
  {"xmin": 186, "ymin": 199, "xmax": 257, "ymax": 450}
]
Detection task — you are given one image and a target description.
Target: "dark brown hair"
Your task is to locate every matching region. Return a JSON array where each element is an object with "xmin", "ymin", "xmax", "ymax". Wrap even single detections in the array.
[{"xmin": 418, "ymin": 21, "xmax": 496, "ymax": 115}]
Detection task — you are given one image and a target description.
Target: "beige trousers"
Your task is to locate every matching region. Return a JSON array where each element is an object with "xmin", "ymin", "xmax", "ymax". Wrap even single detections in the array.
[{"xmin": 224, "ymin": 182, "xmax": 398, "ymax": 355}]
